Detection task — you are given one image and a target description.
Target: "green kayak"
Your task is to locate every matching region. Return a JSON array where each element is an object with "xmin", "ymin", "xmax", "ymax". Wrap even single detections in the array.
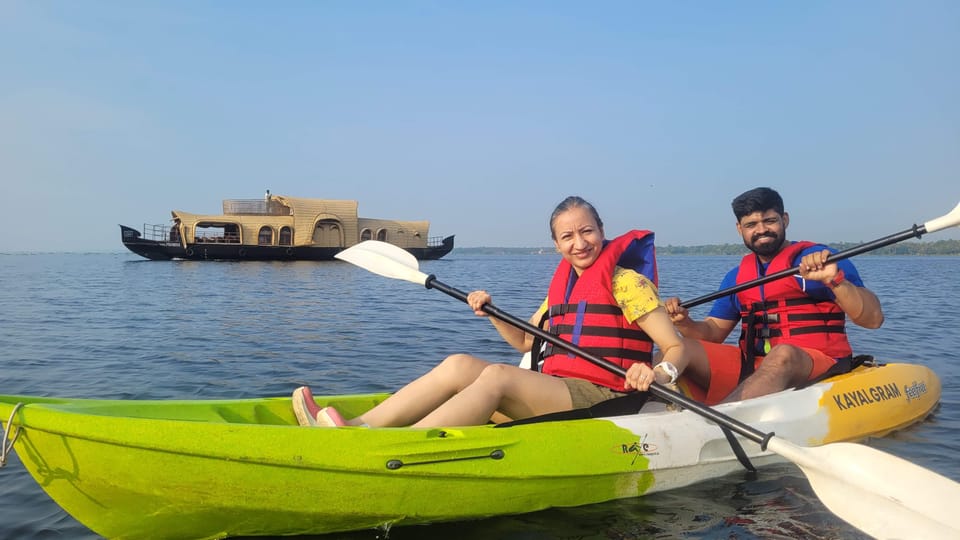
[{"xmin": 0, "ymin": 362, "xmax": 943, "ymax": 539}]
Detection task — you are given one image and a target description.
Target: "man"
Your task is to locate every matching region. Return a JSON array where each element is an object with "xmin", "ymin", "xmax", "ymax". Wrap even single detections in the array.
[{"xmin": 665, "ymin": 187, "xmax": 884, "ymax": 403}]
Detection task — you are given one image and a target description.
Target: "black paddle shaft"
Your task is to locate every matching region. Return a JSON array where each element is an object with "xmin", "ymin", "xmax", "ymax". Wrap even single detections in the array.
[
  {"xmin": 680, "ymin": 223, "xmax": 927, "ymax": 309},
  {"xmin": 423, "ymin": 275, "xmax": 775, "ymax": 449}
]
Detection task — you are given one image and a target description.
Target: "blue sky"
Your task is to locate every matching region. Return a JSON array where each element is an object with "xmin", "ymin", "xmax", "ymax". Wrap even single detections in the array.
[{"xmin": 2, "ymin": 1, "xmax": 957, "ymax": 252}]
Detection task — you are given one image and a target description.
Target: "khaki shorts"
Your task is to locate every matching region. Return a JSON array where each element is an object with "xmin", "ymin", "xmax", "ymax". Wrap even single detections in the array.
[{"xmin": 562, "ymin": 377, "xmax": 629, "ymax": 409}]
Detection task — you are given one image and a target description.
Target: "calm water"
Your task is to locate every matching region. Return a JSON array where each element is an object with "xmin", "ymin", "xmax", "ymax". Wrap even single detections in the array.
[{"xmin": 1, "ymin": 253, "xmax": 958, "ymax": 539}]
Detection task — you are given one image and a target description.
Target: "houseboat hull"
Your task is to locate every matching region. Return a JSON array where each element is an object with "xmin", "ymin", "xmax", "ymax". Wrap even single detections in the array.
[{"xmin": 120, "ymin": 225, "xmax": 455, "ymax": 261}]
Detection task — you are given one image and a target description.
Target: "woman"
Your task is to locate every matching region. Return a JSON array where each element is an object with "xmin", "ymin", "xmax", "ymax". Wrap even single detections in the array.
[{"xmin": 293, "ymin": 196, "xmax": 706, "ymax": 428}]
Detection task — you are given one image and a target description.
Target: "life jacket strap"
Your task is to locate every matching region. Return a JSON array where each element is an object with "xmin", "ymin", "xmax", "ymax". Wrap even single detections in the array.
[
  {"xmin": 542, "ymin": 343, "xmax": 653, "ymax": 363},
  {"xmin": 549, "ymin": 324, "xmax": 651, "ymax": 341},
  {"xmin": 548, "ymin": 303, "xmax": 622, "ymax": 317}
]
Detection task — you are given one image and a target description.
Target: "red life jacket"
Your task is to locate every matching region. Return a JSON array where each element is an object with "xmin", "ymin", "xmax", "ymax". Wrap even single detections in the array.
[
  {"xmin": 541, "ymin": 230, "xmax": 657, "ymax": 391},
  {"xmin": 735, "ymin": 241, "xmax": 852, "ymax": 377}
]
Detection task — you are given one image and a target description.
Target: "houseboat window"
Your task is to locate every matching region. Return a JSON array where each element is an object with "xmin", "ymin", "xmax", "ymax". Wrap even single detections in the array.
[
  {"xmin": 279, "ymin": 227, "xmax": 292, "ymax": 246},
  {"xmin": 360, "ymin": 228, "xmax": 372, "ymax": 241},
  {"xmin": 195, "ymin": 223, "xmax": 241, "ymax": 243},
  {"xmin": 258, "ymin": 226, "xmax": 273, "ymax": 245},
  {"xmin": 224, "ymin": 224, "xmax": 241, "ymax": 243},
  {"xmin": 377, "ymin": 229, "xmax": 387, "ymax": 241}
]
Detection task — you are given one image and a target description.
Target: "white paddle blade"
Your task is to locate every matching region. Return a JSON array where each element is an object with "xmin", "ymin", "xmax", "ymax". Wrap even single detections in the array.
[
  {"xmin": 923, "ymin": 201, "xmax": 960, "ymax": 234},
  {"xmin": 767, "ymin": 438, "xmax": 960, "ymax": 539},
  {"xmin": 335, "ymin": 241, "xmax": 430, "ymax": 286}
]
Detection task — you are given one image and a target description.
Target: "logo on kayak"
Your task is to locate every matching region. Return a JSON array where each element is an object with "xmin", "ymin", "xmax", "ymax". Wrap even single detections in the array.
[
  {"xmin": 619, "ymin": 434, "xmax": 659, "ymax": 465},
  {"xmin": 904, "ymin": 380, "xmax": 928, "ymax": 403},
  {"xmin": 831, "ymin": 382, "xmax": 901, "ymax": 410}
]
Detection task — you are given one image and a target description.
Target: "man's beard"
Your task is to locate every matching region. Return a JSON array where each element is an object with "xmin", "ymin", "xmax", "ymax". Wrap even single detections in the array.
[{"xmin": 746, "ymin": 232, "xmax": 785, "ymax": 257}]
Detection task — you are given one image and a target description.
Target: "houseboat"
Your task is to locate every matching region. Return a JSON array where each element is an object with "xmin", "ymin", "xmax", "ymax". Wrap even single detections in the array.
[{"xmin": 120, "ymin": 193, "xmax": 455, "ymax": 261}]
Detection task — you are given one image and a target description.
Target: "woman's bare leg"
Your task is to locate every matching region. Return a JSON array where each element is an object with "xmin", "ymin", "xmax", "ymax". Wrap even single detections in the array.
[
  {"xmin": 413, "ymin": 363, "xmax": 573, "ymax": 427},
  {"xmin": 352, "ymin": 353, "xmax": 491, "ymax": 427}
]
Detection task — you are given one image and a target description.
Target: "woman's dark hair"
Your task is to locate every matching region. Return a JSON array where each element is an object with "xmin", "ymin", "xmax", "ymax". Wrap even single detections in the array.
[
  {"xmin": 549, "ymin": 196, "xmax": 603, "ymax": 239},
  {"xmin": 731, "ymin": 187, "xmax": 784, "ymax": 220}
]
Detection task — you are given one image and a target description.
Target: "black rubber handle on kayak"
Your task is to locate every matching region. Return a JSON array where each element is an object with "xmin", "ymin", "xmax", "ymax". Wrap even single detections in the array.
[{"xmin": 424, "ymin": 275, "xmax": 775, "ymax": 449}]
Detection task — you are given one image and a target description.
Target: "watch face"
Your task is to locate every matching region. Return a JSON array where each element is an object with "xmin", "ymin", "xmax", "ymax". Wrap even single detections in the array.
[{"xmin": 658, "ymin": 362, "xmax": 679, "ymax": 383}]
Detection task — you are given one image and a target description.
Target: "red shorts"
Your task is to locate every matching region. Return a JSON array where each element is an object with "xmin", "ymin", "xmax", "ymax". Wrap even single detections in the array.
[{"xmin": 679, "ymin": 341, "xmax": 838, "ymax": 405}]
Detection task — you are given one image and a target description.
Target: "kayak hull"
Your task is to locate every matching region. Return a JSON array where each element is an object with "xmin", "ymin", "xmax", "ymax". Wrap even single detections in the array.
[{"xmin": 0, "ymin": 362, "xmax": 941, "ymax": 539}]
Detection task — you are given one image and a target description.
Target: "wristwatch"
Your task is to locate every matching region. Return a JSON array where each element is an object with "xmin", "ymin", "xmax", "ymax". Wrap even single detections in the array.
[
  {"xmin": 827, "ymin": 269, "xmax": 846, "ymax": 289},
  {"xmin": 655, "ymin": 361, "xmax": 679, "ymax": 384}
]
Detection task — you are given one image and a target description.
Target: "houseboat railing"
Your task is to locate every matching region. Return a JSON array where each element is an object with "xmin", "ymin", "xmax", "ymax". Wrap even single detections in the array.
[
  {"xmin": 223, "ymin": 199, "xmax": 291, "ymax": 216},
  {"xmin": 141, "ymin": 223, "xmax": 179, "ymax": 243}
]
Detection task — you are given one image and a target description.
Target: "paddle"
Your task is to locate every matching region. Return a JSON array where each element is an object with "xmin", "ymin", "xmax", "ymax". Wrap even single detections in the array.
[
  {"xmin": 336, "ymin": 239, "xmax": 960, "ymax": 540},
  {"xmin": 681, "ymin": 201, "xmax": 960, "ymax": 309}
]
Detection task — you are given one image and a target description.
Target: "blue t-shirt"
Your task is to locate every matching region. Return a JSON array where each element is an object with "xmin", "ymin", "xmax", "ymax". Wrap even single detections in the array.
[{"xmin": 708, "ymin": 244, "xmax": 865, "ymax": 321}]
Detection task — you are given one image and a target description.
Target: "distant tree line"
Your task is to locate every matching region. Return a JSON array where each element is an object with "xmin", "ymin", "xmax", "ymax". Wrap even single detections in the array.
[
  {"xmin": 656, "ymin": 244, "xmax": 749, "ymax": 256},
  {"xmin": 658, "ymin": 239, "xmax": 960, "ymax": 256},
  {"xmin": 457, "ymin": 240, "xmax": 960, "ymax": 256}
]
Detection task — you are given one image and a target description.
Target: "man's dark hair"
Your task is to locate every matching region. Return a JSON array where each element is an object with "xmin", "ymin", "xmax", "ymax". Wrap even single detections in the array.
[{"xmin": 731, "ymin": 187, "xmax": 784, "ymax": 221}]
